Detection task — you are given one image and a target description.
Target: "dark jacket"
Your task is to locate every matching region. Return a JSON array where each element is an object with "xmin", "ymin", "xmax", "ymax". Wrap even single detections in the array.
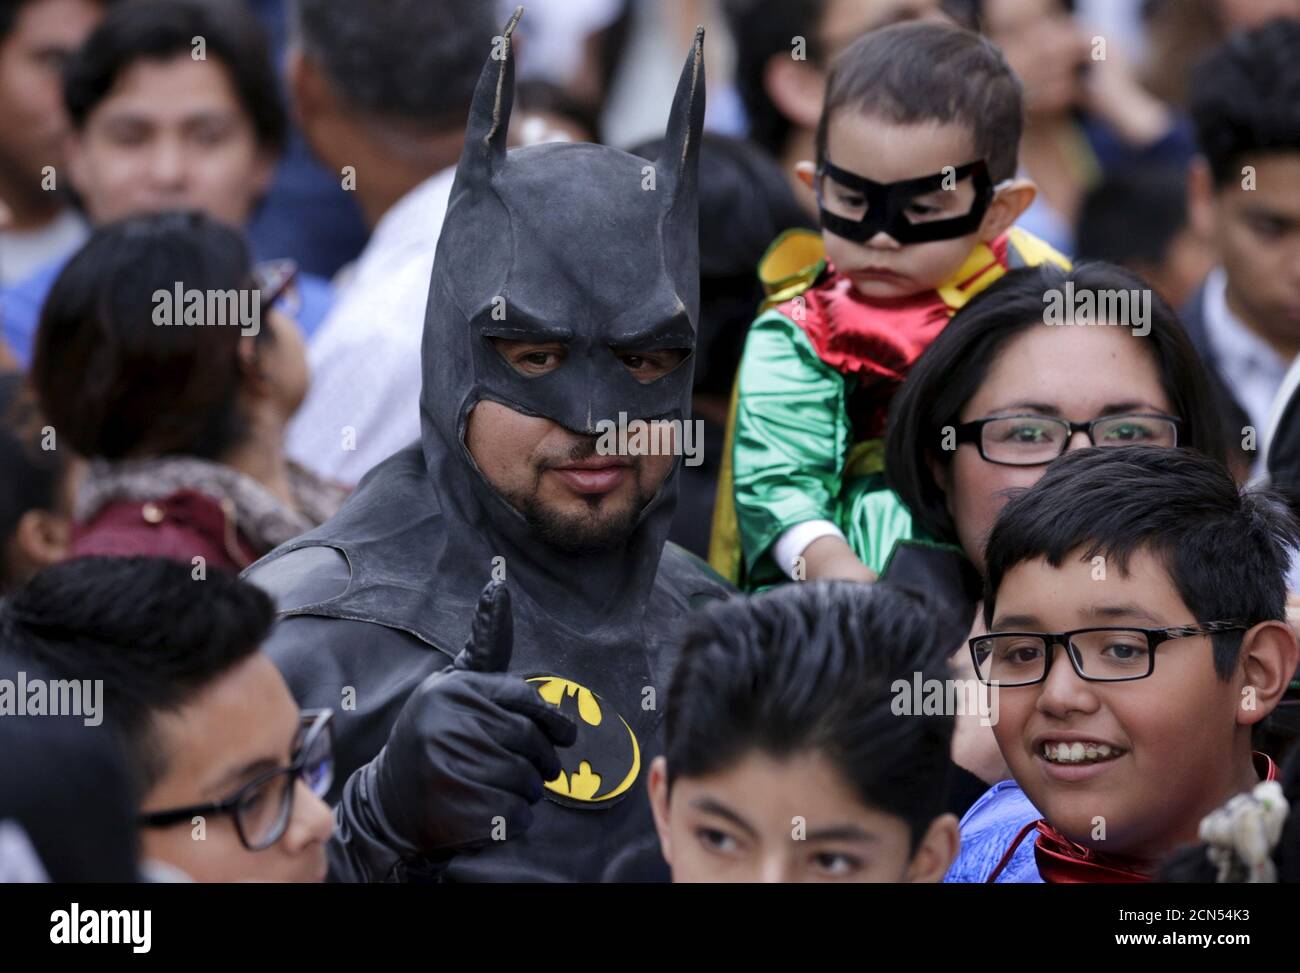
[{"xmin": 1181, "ymin": 282, "xmax": 1254, "ymax": 469}]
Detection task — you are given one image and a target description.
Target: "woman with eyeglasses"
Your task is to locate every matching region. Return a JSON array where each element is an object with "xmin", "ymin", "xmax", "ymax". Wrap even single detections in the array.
[
  {"xmin": 867, "ymin": 261, "xmax": 1230, "ymax": 811},
  {"xmin": 29, "ymin": 211, "xmax": 347, "ymax": 574}
]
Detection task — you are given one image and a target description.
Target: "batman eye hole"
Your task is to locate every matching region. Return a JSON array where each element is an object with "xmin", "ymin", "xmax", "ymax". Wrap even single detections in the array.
[
  {"xmin": 492, "ymin": 338, "xmax": 567, "ymax": 377},
  {"xmin": 617, "ymin": 348, "xmax": 688, "ymax": 384}
]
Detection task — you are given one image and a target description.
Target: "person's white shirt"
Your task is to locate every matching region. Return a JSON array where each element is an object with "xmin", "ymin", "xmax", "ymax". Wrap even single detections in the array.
[{"xmin": 286, "ymin": 167, "xmax": 456, "ymax": 483}]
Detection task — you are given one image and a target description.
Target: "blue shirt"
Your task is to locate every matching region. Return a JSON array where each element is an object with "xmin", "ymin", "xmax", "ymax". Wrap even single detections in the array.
[
  {"xmin": 945, "ymin": 778, "xmax": 1044, "ymax": 883},
  {"xmin": 1, "ymin": 256, "xmax": 333, "ymax": 368}
]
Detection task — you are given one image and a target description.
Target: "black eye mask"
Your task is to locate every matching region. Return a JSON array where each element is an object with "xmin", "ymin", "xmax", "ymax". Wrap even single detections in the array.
[{"xmin": 815, "ymin": 158, "xmax": 995, "ymax": 245}]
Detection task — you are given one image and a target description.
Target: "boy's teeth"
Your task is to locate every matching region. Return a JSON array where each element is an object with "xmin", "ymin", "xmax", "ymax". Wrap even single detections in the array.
[{"xmin": 1042, "ymin": 741, "xmax": 1123, "ymax": 763}]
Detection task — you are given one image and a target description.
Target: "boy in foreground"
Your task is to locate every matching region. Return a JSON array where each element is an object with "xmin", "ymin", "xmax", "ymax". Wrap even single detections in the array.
[{"xmin": 649, "ymin": 580, "xmax": 959, "ymax": 882}]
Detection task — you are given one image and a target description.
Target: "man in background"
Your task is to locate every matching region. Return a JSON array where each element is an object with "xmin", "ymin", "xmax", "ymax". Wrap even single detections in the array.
[
  {"xmin": 0, "ymin": 0, "xmax": 111, "ymax": 287},
  {"xmin": 281, "ymin": 0, "xmax": 497, "ymax": 484}
]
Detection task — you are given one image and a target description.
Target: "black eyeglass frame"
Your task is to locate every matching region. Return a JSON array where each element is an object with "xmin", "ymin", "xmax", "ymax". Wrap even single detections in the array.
[
  {"xmin": 138, "ymin": 708, "xmax": 333, "ymax": 851},
  {"xmin": 953, "ymin": 412, "xmax": 1181, "ymax": 466},
  {"xmin": 968, "ymin": 621, "xmax": 1251, "ymax": 687}
]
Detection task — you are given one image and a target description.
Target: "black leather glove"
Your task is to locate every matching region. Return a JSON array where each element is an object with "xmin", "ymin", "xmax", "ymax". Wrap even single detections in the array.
[{"xmin": 328, "ymin": 580, "xmax": 576, "ymax": 882}]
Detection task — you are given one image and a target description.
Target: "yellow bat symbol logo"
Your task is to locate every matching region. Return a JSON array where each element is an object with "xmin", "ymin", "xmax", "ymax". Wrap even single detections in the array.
[{"xmin": 526, "ymin": 676, "xmax": 641, "ymax": 806}]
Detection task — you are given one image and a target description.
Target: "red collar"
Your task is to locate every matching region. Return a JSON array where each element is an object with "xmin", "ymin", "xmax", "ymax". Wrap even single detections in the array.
[{"xmin": 987, "ymin": 752, "xmax": 1279, "ymax": 883}]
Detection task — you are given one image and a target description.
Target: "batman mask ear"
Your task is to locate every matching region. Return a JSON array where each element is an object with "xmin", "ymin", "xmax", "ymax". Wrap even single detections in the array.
[
  {"xmin": 655, "ymin": 25, "xmax": 706, "ymax": 207},
  {"xmin": 455, "ymin": 5, "xmax": 522, "ymax": 188}
]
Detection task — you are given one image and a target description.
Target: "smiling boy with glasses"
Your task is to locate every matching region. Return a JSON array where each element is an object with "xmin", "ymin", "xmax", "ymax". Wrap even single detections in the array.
[
  {"xmin": 0, "ymin": 556, "xmax": 335, "ymax": 882},
  {"xmin": 947, "ymin": 445, "xmax": 1298, "ymax": 882}
]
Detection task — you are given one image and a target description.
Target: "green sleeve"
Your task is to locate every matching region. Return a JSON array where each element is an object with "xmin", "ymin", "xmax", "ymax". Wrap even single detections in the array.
[
  {"xmin": 732, "ymin": 309, "xmax": 852, "ymax": 575},
  {"xmin": 840, "ymin": 476, "xmax": 918, "ymax": 575}
]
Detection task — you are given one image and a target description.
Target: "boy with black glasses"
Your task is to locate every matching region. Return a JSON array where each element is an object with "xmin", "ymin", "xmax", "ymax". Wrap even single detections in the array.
[
  {"xmin": 947, "ymin": 446, "xmax": 1298, "ymax": 882},
  {"xmin": 0, "ymin": 556, "xmax": 335, "ymax": 882}
]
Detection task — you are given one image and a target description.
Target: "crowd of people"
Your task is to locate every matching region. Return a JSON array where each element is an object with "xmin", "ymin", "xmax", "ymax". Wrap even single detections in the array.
[{"xmin": 1, "ymin": 0, "xmax": 1299, "ymax": 886}]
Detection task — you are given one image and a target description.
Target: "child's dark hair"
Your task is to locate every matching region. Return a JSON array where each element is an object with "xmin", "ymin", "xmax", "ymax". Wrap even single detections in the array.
[
  {"xmin": 30, "ymin": 210, "xmax": 267, "ymax": 461},
  {"xmin": 885, "ymin": 261, "xmax": 1229, "ymax": 545},
  {"xmin": 1159, "ymin": 745, "xmax": 1300, "ymax": 883},
  {"xmin": 983, "ymin": 446, "xmax": 1298, "ymax": 679},
  {"xmin": 1076, "ymin": 164, "xmax": 1191, "ymax": 269},
  {"xmin": 0, "ymin": 556, "xmax": 274, "ymax": 797},
  {"xmin": 1189, "ymin": 17, "xmax": 1300, "ymax": 188},
  {"xmin": 816, "ymin": 20, "xmax": 1022, "ymax": 182},
  {"xmin": 664, "ymin": 580, "xmax": 954, "ymax": 850}
]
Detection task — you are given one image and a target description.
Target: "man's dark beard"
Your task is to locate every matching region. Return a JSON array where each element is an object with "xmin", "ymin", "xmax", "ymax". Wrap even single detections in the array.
[
  {"xmin": 503, "ymin": 440, "xmax": 654, "ymax": 555},
  {"xmin": 516, "ymin": 483, "xmax": 651, "ymax": 556}
]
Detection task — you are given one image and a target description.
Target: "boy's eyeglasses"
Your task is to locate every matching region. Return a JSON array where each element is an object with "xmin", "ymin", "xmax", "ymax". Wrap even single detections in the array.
[
  {"xmin": 954, "ymin": 413, "xmax": 1180, "ymax": 466},
  {"xmin": 969, "ymin": 622, "xmax": 1250, "ymax": 687},
  {"xmin": 139, "ymin": 709, "xmax": 334, "ymax": 851},
  {"xmin": 251, "ymin": 258, "xmax": 301, "ymax": 320}
]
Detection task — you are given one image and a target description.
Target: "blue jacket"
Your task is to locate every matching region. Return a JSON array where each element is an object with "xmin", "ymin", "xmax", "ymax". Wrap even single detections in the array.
[{"xmin": 945, "ymin": 778, "xmax": 1044, "ymax": 883}]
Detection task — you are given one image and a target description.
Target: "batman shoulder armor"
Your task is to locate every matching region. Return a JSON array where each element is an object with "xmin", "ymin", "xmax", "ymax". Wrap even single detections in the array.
[
  {"xmin": 655, "ymin": 541, "xmax": 734, "ymax": 611},
  {"xmin": 246, "ymin": 543, "xmax": 352, "ymax": 615},
  {"xmin": 248, "ymin": 537, "xmax": 735, "ymax": 620}
]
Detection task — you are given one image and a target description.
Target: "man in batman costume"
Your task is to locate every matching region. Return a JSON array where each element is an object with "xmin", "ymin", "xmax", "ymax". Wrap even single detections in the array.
[{"xmin": 244, "ymin": 9, "xmax": 731, "ymax": 882}]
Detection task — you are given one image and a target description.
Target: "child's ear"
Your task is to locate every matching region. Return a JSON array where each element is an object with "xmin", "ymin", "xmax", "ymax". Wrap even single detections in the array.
[
  {"xmin": 794, "ymin": 160, "xmax": 817, "ymax": 191},
  {"xmin": 646, "ymin": 755, "xmax": 675, "ymax": 870},
  {"xmin": 13, "ymin": 508, "xmax": 72, "ymax": 572},
  {"xmin": 1234, "ymin": 620, "xmax": 1299, "ymax": 727},
  {"xmin": 978, "ymin": 178, "xmax": 1037, "ymax": 243},
  {"xmin": 905, "ymin": 812, "xmax": 960, "ymax": 883}
]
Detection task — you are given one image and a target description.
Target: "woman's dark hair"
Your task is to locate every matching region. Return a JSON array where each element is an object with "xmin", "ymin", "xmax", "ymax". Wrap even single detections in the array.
[
  {"xmin": 0, "ymin": 374, "xmax": 67, "ymax": 589},
  {"xmin": 664, "ymin": 581, "xmax": 954, "ymax": 851},
  {"xmin": 1159, "ymin": 744, "xmax": 1300, "ymax": 883},
  {"xmin": 885, "ymin": 261, "xmax": 1229, "ymax": 545},
  {"xmin": 30, "ymin": 210, "xmax": 267, "ymax": 461},
  {"xmin": 722, "ymin": 0, "xmax": 829, "ymax": 156}
]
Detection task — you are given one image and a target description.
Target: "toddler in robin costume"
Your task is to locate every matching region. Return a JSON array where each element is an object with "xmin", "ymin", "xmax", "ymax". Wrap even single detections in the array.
[{"xmin": 710, "ymin": 21, "xmax": 1069, "ymax": 590}]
